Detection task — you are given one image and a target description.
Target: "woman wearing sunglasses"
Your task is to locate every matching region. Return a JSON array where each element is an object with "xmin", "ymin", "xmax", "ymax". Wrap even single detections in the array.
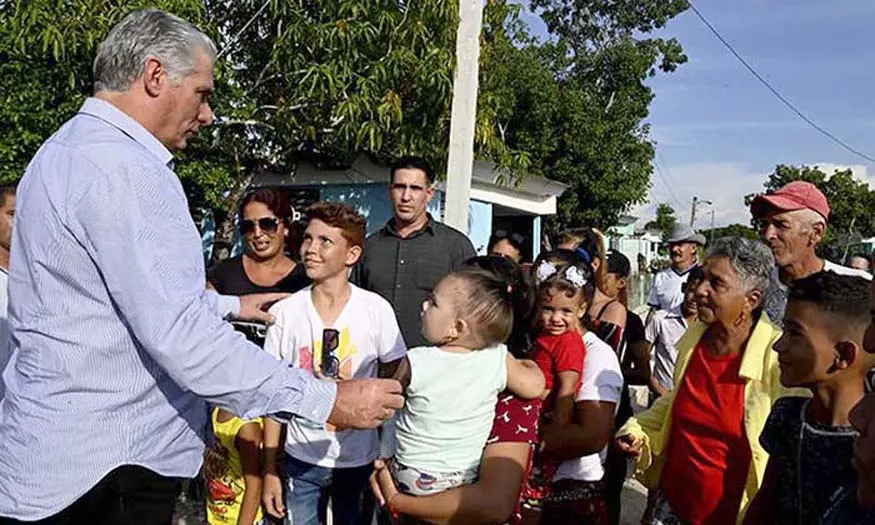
[
  {"xmin": 208, "ymin": 188, "xmax": 310, "ymax": 301},
  {"xmin": 203, "ymin": 189, "xmax": 311, "ymax": 524}
]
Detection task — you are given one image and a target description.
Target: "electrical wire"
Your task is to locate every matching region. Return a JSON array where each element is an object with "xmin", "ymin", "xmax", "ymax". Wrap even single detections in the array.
[
  {"xmin": 653, "ymin": 154, "xmax": 684, "ymax": 209},
  {"xmin": 688, "ymin": 1, "xmax": 875, "ymax": 163}
]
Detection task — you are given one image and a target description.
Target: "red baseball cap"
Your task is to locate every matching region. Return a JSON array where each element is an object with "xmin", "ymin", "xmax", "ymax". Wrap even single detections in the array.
[{"xmin": 750, "ymin": 181, "xmax": 830, "ymax": 221}]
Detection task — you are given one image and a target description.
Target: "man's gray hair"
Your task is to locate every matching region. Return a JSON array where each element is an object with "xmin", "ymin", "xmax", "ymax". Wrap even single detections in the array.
[
  {"xmin": 705, "ymin": 237, "xmax": 775, "ymax": 293},
  {"xmin": 93, "ymin": 9, "xmax": 217, "ymax": 92},
  {"xmin": 795, "ymin": 208, "xmax": 827, "ymax": 230}
]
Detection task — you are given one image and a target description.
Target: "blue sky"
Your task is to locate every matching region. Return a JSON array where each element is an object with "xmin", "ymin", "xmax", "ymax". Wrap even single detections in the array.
[{"xmin": 518, "ymin": 0, "xmax": 875, "ymax": 227}]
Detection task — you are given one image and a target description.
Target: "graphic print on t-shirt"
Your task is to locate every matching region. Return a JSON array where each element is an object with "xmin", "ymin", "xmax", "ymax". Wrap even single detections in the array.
[
  {"xmin": 297, "ymin": 327, "xmax": 357, "ymax": 380},
  {"xmin": 298, "ymin": 328, "xmax": 357, "ymax": 432}
]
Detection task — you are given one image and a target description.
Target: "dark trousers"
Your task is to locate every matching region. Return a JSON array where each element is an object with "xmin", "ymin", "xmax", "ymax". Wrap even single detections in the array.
[{"xmin": 0, "ymin": 465, "xmax": 182, "ymax": 525}]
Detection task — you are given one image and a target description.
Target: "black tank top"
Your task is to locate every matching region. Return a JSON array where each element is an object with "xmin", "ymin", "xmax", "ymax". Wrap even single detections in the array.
[{"xmin": 207, "ymin": 254, "xmax": 310, "ymax": 295}]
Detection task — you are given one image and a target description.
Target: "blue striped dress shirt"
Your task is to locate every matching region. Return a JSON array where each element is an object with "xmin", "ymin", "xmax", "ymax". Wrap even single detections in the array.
[{"xmin": 0, "ymin": 98, "xmax": 337, "ymax": 520}]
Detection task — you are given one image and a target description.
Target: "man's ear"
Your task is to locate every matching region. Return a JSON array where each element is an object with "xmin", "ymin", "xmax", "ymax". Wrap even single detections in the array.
[
  {"xmin": 810, "ymin": 221, "xmax": 826, "ymax": 245},
  {"xmin": 142, "ymin": 57, "xmax": 167, "ymax": 97}
]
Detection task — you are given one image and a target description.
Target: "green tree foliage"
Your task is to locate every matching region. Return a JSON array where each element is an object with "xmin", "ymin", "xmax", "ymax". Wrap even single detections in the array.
[
  {"xmin": 644, "ymin": 203, "xmax": 677, "ymax": 237},
  {"xmin": 745, "ymin": 164, "xmax": 875, "ymax": 260},
  {"xmin": 482, "ymin": 0, "xmax": 689, "ymax": 230},
  {"xmin": 1, "ymin": 0, "xmax": 689, "ymax": 261},
  {"xmin": 699, "ymin": 223, "xmax": 758, "ymax": 243},
  {"xmin": 1, "ymin": 0, "xmax": 528, "ymax": 262}
]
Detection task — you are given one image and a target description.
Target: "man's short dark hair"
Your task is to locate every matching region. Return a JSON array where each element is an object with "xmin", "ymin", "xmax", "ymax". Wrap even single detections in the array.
[
  {"xmin": 0, "ymin": 184, "xmax": 16, "ymax": 208},
  {"xmin": 788, "ymin": 271, "xmax": 871, "ymax": 333},
  {"xmin": 390, "ymin": 156, "xmax": 435, "ymax": 186}
]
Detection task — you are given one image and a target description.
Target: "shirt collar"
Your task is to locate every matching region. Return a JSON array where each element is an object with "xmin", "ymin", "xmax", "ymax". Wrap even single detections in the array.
[
  {"xmin": 384, "ymin": 214, "xmax": 436, "ymax": 238},
  {"xmin": 677, "ymin": 310, "xmax": 778, "ymax": 382},
  {"xmin": 671, "ymin": 262, "xmax": 699, "ymax": 277},
  {"xmin": 78, "ymin": 97, "xmax": 175, "ymax": 168}
]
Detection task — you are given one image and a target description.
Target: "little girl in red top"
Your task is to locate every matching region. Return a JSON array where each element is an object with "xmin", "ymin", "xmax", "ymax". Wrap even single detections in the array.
[{"xmin": 520, "ymin": 251, "xmax": 595, "ymax": 524}]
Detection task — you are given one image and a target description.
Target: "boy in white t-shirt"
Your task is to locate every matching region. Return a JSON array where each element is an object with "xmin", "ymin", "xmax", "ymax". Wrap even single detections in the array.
[{"xmin": 260, "ymin": 202, "xmax": 407, "ymax": 525}]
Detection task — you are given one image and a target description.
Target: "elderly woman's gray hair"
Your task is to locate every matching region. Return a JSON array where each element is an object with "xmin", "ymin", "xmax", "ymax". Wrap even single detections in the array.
[
  {"xmin": 705, "ymin": 237, "xmax": 775, "ymax": 293},
  {"xmin": 93, "ymin": 9, "xmax": 217, "ymax": 92}
]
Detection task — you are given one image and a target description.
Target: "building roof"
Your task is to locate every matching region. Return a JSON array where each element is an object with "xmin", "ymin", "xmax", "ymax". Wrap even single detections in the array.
[{"xmin": 253, "ymin": 155, "xmax": 568, "ymax": 216}]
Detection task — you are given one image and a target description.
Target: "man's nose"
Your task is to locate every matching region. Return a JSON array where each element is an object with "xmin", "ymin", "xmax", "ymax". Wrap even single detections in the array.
[{"xmin": 200, "ymin": 102, "xmax": 214, "ymax": 126}]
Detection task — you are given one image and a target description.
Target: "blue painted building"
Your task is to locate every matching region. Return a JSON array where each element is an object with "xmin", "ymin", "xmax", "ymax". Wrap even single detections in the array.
[{"xmin": 204, "ymin": 156, "xmax": 567, "ymax": 263}]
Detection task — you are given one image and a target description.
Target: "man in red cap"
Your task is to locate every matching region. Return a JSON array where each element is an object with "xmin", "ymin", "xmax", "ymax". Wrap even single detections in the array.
[{"xmin": 750, "ymin": 180, "xmax": 870, "ymax": 324}]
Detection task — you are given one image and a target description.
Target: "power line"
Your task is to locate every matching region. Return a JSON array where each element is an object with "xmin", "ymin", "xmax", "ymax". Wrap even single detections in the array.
[
  {"xmin": 688, "ymin": 1, "xmax": 875, "ymax": 163},
  {"xmin": 653, "ymin": 156, "xmax": 684, "ymax": 209},
  {"xmin": 654, "ymin": 154, "xmax": 684, "ymax": 207}
]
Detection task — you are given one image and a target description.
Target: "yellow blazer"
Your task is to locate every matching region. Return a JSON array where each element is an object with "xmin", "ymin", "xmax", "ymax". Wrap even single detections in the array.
[{"xmin": 617, "ymin": 312, "xmax": 801, "ymax": 523}]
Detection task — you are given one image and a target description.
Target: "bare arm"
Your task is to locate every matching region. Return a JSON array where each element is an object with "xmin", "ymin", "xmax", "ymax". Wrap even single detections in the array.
[
  {"xmin": 261, "ymin": 418, "xmax": 285, "ymax": 519},
  {"xmin": 541, "ymin": 400, "xmax": 616, "ymax": 461},
  {"xmin": 601, "ymin": 301, "xmax": 627, "ymax": 329},
  {"xmin": 374, "ymin": 441, "xmax": 531, "ymax": 524},
  {"xmin": 236, "ymin": 422, "xmax": 264, "ymax": 525},
  {"xmin": 622, "ymin": 339, "xmax": 651, "ymax": 386},
  {"xmin": 505, "ymin": 356, "xmax": 545, "ymax": 400},
  {"xmin": 552, "ymin": 370, "xmax": 581, "ymax": 426},
  {"xmin": 646, "ymin": 340, "xmax": 669, "ymax": 397}
]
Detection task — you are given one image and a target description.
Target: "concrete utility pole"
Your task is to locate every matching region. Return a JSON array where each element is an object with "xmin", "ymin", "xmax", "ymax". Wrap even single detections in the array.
[{"xmin": 443, "ymin": 0, "xmax": 484, "ymax": 233}]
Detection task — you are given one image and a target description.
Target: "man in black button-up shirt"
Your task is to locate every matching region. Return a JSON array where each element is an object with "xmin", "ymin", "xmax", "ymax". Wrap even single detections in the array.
[{"xmin": 355, "ymin": 157, "xmax": 475, "ymax": 348}]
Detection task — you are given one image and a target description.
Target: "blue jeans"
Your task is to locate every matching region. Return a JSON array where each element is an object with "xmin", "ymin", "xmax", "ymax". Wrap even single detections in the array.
[{"xmin": 283, "ymin": 456, "xmax": 374, "ymax": 525}]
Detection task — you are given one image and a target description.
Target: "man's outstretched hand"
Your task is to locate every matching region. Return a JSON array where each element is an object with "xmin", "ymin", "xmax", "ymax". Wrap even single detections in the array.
[
  {"xmin": 236, "ymin": 293, "xmax": 289, "ymax": 324},
  {"xmin": 328, "ymin": 378, "xmax": 404, "ymax": 429}
]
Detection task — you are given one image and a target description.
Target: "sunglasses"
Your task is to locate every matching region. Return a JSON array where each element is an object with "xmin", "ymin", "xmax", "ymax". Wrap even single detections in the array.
[
  {"xmin": 320, "ymin": 328, "xmax": 340, "ymax": 379},
  {"xmin": 493, "ymin": 230, "xmax": 525, "ymax": 245},
  {"xmin": 239, "ymin": 217, "xmax": 280, "ymax": 235}
]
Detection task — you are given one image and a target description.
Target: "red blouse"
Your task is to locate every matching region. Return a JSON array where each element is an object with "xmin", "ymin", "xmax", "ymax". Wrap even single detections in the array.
[{"xmin": 661, "ymin": 340, "xmax": 751, "ymax": 524}]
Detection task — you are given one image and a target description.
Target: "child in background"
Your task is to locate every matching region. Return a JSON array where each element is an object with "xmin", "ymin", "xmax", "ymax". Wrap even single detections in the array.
[
  {"xmin": 745, "ymin": 272, "xmax": 875, "ymax": 524},
  {"xmin": 385, "ymin": 269, "xmax": 545, "ymax": 497},
  {"xmin": 203, "ymin": 408, "xmax": 263, "ymax": 525},
  {"xmin": 518, "ymin": 252, "xmax": 594, "ymax": 523}
]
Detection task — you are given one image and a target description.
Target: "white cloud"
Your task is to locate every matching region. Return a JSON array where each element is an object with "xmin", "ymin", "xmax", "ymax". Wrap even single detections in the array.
[
  {"xmin": 631, "ymin": 161, "xmax": 766, "ymax": 229},
  {"xmin": 631, "ymin": 161, "xmax": 875, "ymax": 229}
]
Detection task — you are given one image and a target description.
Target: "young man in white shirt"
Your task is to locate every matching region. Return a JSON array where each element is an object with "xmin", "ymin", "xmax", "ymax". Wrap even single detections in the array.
[
  {"xmin": 645, "ymin": 266, "xmax": 704, "ymax": 401},
  {"xmin": 261, "ymin": 202, "xmax": 407, "ymax": 525}
]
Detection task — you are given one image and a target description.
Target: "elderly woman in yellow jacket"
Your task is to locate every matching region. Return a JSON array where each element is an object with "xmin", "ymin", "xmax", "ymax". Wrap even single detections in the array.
[{"xmin": 616, "ymin": 237, "xmax": 791, "ymax": 525}]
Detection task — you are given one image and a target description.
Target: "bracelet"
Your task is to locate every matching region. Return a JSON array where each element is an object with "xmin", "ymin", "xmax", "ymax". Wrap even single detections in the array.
[{"xmin": 387, "ymin": 492, "xmax": 401, "ymax": 519}]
